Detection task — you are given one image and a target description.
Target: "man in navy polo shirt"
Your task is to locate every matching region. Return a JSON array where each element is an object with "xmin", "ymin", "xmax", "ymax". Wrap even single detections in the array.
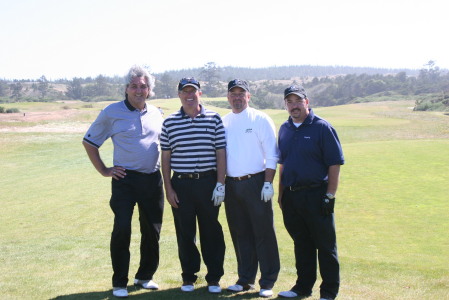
[
  {"xmin": 161, "ymin": 77, "xmax": 226, "ymax": 294},
  {"xmin": 83, "ymin": 65, "xmax": 164, "ymax": 298},
  {"xmin": 277, "ymin": 85, "xmax": 344, "ymax": 300}
]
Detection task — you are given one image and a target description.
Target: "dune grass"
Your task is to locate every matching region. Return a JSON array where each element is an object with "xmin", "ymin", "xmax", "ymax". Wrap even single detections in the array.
[{"xmin": 0, "ymin": 99, "xmax": 448, "ymax": 299}]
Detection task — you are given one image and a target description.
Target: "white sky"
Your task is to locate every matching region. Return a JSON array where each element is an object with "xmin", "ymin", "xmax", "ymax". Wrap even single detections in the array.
[{"xmin": 0, "ymin": 0, "xmax": 447, "ymax": 80}]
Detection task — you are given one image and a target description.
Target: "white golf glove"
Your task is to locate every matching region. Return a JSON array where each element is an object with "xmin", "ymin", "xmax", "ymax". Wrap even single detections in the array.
[
  {"xmin": 261, "ymin": 182, "xmax": 274, "ymax": 202},
  {"xmin": 211, "ymin": 183, "xmax": 225, "ymax": 206}
]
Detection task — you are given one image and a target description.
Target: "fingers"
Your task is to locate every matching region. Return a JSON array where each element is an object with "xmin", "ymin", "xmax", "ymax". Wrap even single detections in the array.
[
  {"xmin": 110, "ymin": 166, "xmax": 126, "ymax": 179},
  {"xmin": 212, "ymin": 195, "xmax": 224, "ymax": 206},
  {"xmin": 166, "ymin": 191, "xmax": 179, "ymax": 208},
  {"xmin": 168, "ymin": 197, "xmax": 179, "ymax": 208}
]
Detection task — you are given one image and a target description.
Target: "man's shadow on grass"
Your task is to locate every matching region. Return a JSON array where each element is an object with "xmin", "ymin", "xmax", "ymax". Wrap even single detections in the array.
[{"xmin": 50, "ymin": 285, "xmax": 277, "ymax": 299}]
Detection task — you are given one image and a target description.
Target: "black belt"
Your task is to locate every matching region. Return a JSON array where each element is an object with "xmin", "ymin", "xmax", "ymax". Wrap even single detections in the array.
[
  {"xmin": 289, "ymin": 182, "xmax": 326, "ymax": 191},
  {"xmin": 227, "ymin": 171, "xmax": 265, "ymax": 181},
  {"xmin": 174, "ymin": 170, "xmax": 216, "ymax": 179},
  {"xmin": 126, "ymin": 169, "xmax": 158, "ymax": 176}
]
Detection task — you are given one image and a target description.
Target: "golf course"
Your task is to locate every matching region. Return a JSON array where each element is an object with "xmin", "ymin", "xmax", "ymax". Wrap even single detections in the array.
[{"xmin": 0, "ymin": 98, "xmax": 448, "ymax": 299}]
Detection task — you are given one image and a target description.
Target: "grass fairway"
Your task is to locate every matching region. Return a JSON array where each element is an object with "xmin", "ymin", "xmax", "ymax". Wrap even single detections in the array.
[{"xmin": 0, "ymin": 99, "xmax": 448, "ymax": 299}]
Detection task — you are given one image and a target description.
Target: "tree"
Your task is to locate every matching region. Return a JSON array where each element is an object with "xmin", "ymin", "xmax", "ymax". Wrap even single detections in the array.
[
  {"xmin": 200, "ymin": 62, "xmax": 223, "ymax": 97},
  {"xmin": 93, "ymin": 74, "xmax": 110, "ymax": 96},
  {"xmin": 0, "ymin": 80, "xmax": 8, "ymax": 97},
  {"xmin": 9, "ymin": 82, "xmax": 23, "ymax": 101},
  {"xmin": 156, "ymin": 72, "xmax": 177, "ymax": 98},
  {"xmin": 396, "ymin": 71, "xmax": 407, "ymax": 83},
  {"xmin": 82, "ymin": 74, "xmax": 112, "ymax": 98},
  {"xmin": 66, "ymin": 77, "xmax": 84, "ymax": 99},
  {"xmin": 37, "ymin": 75, "xmax": 49, "ymax": 99},
  {"xmin": 418, "ymin": 60, "xmax": 440, "ymax": 83}
]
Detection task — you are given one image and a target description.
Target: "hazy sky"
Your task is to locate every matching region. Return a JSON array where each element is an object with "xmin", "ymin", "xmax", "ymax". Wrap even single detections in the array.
[{"xmin": 1, "ymin": 0, "xmax": 447, "ymax": 80}]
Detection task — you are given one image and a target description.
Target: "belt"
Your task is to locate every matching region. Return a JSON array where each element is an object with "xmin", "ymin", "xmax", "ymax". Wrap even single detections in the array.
[
  {"xmin": 227, "ymin": 171, "xmax": 265, "ymax": 181},
  {"xmin": 174, "ymin": 170, "xmax": 216, "ymax": 179},
  {"xmin": 289, "ymin": 182, "xmax": 326, "ymax": 191},
  {"xmin": 126, "ymin": 169, "xmax": 158, "ymax": 176}
]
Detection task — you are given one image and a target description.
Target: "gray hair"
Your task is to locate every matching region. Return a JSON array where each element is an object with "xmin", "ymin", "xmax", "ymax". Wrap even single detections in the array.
[{"xmin": 125, "ymin": 65, "xmax": 156, "ymax": 98}]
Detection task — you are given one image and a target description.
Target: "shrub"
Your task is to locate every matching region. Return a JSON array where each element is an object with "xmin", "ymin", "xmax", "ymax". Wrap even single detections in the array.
[
  {"xmin": 0, "ymin": 106, "xmax": 4, "ymax": 113},
  {"xmin": 6, "ymin": 108, "xmax": 20, "ymax": 113}
]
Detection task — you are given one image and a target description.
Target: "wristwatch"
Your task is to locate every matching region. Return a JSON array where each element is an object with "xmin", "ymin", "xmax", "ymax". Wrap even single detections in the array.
[{"xmin": 325, "ymin": 193, "xmax": 335, "ymax": 200}]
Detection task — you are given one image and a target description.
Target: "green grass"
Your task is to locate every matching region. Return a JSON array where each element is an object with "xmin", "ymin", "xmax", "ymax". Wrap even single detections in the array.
[{"xmin": 0, "ymin": 99, "xmax": 448, "ymax": 299}]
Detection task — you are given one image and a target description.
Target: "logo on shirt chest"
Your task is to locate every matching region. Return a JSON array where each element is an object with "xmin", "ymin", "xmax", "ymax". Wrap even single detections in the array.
[{"xmin": 245, "ymin": 128, "xmax": 253, "ymax": 133}]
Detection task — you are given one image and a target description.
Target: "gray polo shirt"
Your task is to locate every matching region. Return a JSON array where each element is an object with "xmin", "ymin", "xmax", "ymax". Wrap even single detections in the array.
[{"xmin": 83, "ymin": 99, "xmax": 163, "ymax": 174}]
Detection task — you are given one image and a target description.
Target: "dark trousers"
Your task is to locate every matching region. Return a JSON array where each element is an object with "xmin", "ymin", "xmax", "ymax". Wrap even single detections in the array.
[
  {"xmin": 225, "ymin": 172, "xmax": 280, "ymax": 289},
  {"xmin": 109, "ymin": 170, "xmax": 164, "ymax": 288},
  {"xmin": 171, "ymin": 174, "xmax": 225, "ymax": 283},
  {"xmin": 281, "ymin": 184, "xmax": 339, "ymax": 299}
]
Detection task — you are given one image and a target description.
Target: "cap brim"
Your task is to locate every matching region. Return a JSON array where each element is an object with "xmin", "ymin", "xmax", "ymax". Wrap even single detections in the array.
[
  {"xmin": 229, "ymin": 85, "xmax": 249, "ymax": 92},
  {"xmin": 284, "ymin": 92, "xmax": 306, "ymax": 99},
  {"xmin": 180, "ymin": 83, "xmax": 200, "ymax": 90}
]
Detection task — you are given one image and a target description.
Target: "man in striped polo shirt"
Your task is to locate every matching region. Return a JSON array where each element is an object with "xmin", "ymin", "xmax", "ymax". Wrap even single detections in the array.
[{"xmin": 161, "ymin": 77, "xmax": 226, "ymax": 294}]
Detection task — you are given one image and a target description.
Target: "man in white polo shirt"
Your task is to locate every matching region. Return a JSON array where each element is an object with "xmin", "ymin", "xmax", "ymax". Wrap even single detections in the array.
[{"xmin": 222, "ymin": 79, "xmax": 280, "ymax": 298}]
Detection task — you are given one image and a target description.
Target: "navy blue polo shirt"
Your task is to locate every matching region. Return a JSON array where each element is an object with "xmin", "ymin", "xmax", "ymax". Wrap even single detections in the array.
[{"xmin": 278, "ymin": 108, "xmax": 344, "ymax": 187}]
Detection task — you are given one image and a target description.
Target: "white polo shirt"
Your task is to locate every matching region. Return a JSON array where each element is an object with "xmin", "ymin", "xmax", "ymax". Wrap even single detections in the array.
[{"xmin": 222, "ymin": 107, "xmax": 279, "ymax": 177}]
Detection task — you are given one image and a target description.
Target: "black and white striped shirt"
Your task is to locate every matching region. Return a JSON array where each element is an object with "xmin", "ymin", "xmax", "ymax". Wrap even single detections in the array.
[{"xmin": 161, "ymin": 105, "xmax": 226, "ymax": 173}]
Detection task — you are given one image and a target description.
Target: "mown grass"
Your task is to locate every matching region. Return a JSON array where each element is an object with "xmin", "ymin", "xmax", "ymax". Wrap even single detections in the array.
[{"xmin": 0, "ymin": 99, "xmax": 448, "ymax": 299}]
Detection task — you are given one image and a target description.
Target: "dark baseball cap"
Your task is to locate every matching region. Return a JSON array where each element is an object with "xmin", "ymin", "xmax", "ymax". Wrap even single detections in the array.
[
  {"xmin": 178, "ymin": 77, "xmax": 200, "ymax": 91},
  {"xmin": 228, "ymin": 79, "xmax": 250, "ymax": 92},
  {"xmin": 284, "ymin": 85, "xmax": 307, "ymax": 99}
]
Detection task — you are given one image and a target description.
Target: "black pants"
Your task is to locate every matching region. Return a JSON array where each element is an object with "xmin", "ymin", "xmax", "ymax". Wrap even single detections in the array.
[
  {"xmin": 225, "ymin": 172, "xmax": 280, "ymax": 289},
  {"xmin": 109, "ymin": 170, "xmax": 164, "ymax": 288},
  {"xmin": 281, "ymin": 184, "xmax": 339, "ymax": 299},
  {"xmin": 171, "ymin": 174, "xmax": 225, "ymax": 283}
]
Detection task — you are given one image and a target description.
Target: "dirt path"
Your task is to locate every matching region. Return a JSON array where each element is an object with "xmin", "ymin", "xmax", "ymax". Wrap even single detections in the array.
[{"xmin": 0, "ymin": 110, "xmax": 89, "ymax": 133}]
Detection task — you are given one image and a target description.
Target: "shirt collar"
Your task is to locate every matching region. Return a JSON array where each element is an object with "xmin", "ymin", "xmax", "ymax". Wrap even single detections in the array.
[
  {"xmin": 288, "ymin": 108, "xmax": 314, "ymax": 126},
  {"xmin": 180, "ymin": 104, "xmax": 205, "ymax": 118},
  {"xmin": 124, "ymin": 99, "xmax": 147, "ymax": 112}
]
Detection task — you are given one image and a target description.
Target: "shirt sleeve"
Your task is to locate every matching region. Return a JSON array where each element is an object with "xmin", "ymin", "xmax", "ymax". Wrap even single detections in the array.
[
  {"xmin": 259, "ymin": 114, "xmax": 279, "ymax": 170},
  {"xmin": 83, "ymin": 109, "xmax": 111, "ymax": 148},
  {"xmin": 322, "ymin": 124, "xmax": 345, "ymax": 166},
  {"xmin": 214, "ymin": 114, "xmax": 226, "ymax": 149},
  {"xmin": 160, "ymin": 121, "xmax": 171, "ymax": 151}
]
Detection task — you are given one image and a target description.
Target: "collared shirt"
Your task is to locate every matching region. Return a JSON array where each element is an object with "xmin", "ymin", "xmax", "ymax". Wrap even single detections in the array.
[
  {"xmin": 83, "ymin": 99, "xmax": 163, "ymax": 174},
  {"xmin": 278, "ymin": 108, "xmax": 345, "ymax": 187},
  {"xmin": 160, "ymin": 105, "xmax": 226, "ymax": 173},
  {"xmin": 222, "ymin": 107, "xmax": 279, "ymax": 177}
]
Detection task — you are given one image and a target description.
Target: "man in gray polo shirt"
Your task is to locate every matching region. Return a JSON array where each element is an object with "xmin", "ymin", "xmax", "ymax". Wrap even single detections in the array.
[{"xmin": 83, "ymin": 65, "xmax": 164, "ymax": 298}]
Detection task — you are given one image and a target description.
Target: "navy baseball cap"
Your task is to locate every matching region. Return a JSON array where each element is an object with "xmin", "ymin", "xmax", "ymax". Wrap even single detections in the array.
[
  {"xmin": 228, "ymin": 79, "xmax": 250, "ymax": 92},
  {"xmin": 178, "ymin": 77, "xmax": 201, "ymax": 91},
  {"xmin": 284, "ymin": 85, "xmax": 307, "ymax": 99}
]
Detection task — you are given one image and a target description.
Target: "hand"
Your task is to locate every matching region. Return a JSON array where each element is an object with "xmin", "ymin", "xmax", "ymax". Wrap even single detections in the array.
[
  {"xmin": 321, "ymin": 195, "xmax": 335, "ymax": 215},
  {"xmin": 109, "ymin": 166, "xmax": 125, "ymax": 179},
  {"xmin": 165, "ymin": 187, "xmax": 179, "ymax": 208},
  {"xmin": 211, "ymin": 183, "xmax": 225, "ymax": 206},
  {"xmin": 261, "ymin": 182, "xmax": 274, "ymax": 202}
]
